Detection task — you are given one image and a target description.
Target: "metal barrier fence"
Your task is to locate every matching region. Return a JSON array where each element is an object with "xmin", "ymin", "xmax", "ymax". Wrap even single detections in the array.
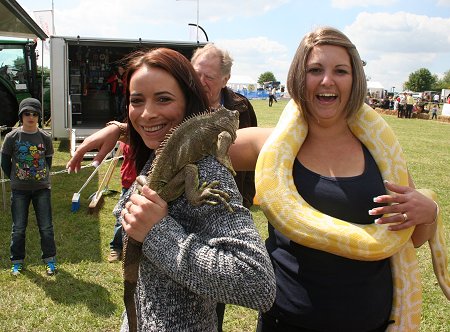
[{"xmin": 233, "ymin": 89, "xmax": 285, "ymax": 100}]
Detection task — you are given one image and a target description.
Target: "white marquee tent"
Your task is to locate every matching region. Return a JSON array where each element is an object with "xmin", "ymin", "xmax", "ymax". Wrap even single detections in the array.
[
  {"xmin": 367, "ymin": 81, "xmax": 385, "ymax": 98},
  {"xmin": 227, "ymin": 75, "xmax": 258, "ymax": 91}
]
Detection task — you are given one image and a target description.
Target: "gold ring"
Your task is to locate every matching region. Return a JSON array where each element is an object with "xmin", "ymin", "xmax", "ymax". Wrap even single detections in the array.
[{"xmin": 402, "ymin": 213, "xmax": 408, "ymax": 222}]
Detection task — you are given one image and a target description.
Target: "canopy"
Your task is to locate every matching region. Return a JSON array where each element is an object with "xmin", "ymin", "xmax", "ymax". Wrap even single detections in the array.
[{"xmin": 0, "ymin": 0, "xmax": 47, "ymax": 40}]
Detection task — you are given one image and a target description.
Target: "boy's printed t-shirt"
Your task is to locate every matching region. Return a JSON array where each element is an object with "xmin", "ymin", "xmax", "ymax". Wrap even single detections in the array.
[{"xmin": 1, "ymin": 128, "xmax": 54, "ymax": 190}]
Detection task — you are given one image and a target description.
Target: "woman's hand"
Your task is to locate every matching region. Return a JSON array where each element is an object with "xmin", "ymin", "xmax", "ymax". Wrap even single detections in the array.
[
  {"xmin": 368, "ymin": 180, "xmax": 438, "ymax": 232},
  {"xmin": 121, "ymin": 185, "xmax": 168, "ymax": 243}
]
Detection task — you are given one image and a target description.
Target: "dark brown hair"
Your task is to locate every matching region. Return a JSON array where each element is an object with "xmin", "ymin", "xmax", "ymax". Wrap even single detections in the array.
[{"xmin": 123, "ymin": 48, "xmax": 209, "ymax": 172}]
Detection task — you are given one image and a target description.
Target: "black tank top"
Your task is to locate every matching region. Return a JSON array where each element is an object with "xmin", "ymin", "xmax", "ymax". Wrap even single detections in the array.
[{"xmin": 265, "ymin": 144, "xmax": 393, "ymax": 332}]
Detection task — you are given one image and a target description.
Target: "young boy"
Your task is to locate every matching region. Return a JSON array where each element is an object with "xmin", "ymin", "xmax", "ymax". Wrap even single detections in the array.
[
  {"xmin": 1, "ymin": 98, "xmax": 57, "ymax": 276},
  {"xmin": 431, "ymin": 104, "xmax": 439, "ymax": 120}
]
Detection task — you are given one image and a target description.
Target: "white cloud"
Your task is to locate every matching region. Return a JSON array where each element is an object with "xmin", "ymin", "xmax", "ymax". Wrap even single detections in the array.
[
  {"xmin": 214, "ymin": 37, "xmax": 291, "ymax": 83},
  {"xmin": 200, "ymin": 0, "xmax": 290, "ymax": 20},
  {"xmin": 52, "ymin": 0, "xmax": 291, "ymax": 40},
  {"xmin": 344, "ymin": 11, "xmax": 450, "ymax": 89},
  {"xmin": 331, "ymin": 0, "xmax": 394, "ymax": 9},
  {"xmin": 363, "ymin": 52, "xmax": 439, "ymax": 90},
  {"xmin": 346, "ymin": 12, "xmax": 450, "ymax": 52}
]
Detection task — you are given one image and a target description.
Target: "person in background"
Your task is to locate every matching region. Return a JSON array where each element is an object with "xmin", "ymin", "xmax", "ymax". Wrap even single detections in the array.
[
  {"xmin": 430, "ymin": 103, "xmax": 439, "ymax": 120},
  {"xmin": 393, "ymin": 95, "xmax": 399, "ymax": 113},
  {"xmin": 95, "ymin": 48, "xmax": 276, "ymax": 331},
  {"xmin": 191, "ymin": 43, "xmax": 258, "ymax": 330},
  {"xmin": 406, "ymin": 93, "xmax": 415, "ymax": 118},
  {"xmin": 107, "ymin": 65, "xmax": 126, "ymax": 120},
  {"xmin": 1, "ymin": 98, "xmax": 57, "ymax": 276},
  {"xmin": 268, "ymin": 88, "xmax": 273, "ymax": 107},
  {"xmin": 398, "ymin": 92, "xmax": 406, "ymax": 118},
  {"xmin": 268, "ymin": 86, "xmax": 277, "ymax": 107},
  {"xmin": 382, "ymin": 95, "xmax": 390, "ymax": 109},
  {"xmin": 271, "ymin": 86, "xmax": 278, "ymax": 104},
  {"xmin": 433, "ymin": 93, "xmax": 440, "ymax": 104},
  {"xmin": 108, "ymin": 141, "xmax": 136, "ymax": 262}
]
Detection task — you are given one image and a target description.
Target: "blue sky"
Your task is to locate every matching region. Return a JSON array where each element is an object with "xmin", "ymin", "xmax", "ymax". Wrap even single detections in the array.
[{"xmin": 19, "ymin": 0, "xmax": 450, "ymax": 92}]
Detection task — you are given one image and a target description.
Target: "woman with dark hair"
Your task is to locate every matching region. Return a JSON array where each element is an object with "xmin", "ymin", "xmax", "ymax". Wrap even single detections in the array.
[
  {"xmin": 122, "ymin": 48, "xmax": 210, "ymax": 171},
  {"xmin": 108, "ymin": 48, "xmax": 275, "ymax": 331}
]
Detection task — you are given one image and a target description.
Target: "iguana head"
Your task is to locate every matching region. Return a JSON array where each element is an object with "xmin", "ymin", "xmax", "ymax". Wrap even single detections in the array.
[{"xmin": 212, "ymin": 106, "xmax": 240, "ymax": 141}]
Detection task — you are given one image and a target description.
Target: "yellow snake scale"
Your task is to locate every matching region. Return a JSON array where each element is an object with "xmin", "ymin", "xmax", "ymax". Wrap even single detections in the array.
[{"xmin": 255, "ymin": 100, "xmax": 449, "ymax": 331}]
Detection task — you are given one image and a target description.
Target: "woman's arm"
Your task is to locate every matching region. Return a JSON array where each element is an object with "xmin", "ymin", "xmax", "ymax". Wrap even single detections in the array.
[
  {"xmin": 66, "ymin": 123, "xmax": 126, "ymax": 173},
  {"xmin": 229, "ymin": 127, "xmax": 272, "ymax": 171}
]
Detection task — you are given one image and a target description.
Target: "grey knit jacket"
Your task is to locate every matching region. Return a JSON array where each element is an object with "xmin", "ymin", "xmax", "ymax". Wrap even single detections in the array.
[{"xmin": 115, "ymin": 155, "xmax": 276, "ymax": 331}]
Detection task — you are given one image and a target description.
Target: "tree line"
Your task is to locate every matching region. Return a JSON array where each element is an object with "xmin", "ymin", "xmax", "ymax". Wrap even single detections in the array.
[{"xmin": 404, "ymin": 68, "xmax": 450, "ymax": 92}]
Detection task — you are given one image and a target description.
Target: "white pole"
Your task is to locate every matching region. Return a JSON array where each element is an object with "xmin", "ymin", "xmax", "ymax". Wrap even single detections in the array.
[
  {"xmin": 41, "ymin": 41, "xmax": 44, "ymax": 128},
  {"xmin": 196, "ymin": 0, "xmax": 199, "ymax": 43},
  {"xmin": 52, "ymin": 0, "xmax": 55, "ymax": 34}
]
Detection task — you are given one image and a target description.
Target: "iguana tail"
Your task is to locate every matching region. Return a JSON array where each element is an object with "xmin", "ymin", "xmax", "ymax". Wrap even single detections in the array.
[{"xmin": 123, "ymin": 236, "xmax": 143, "ymax": 332}]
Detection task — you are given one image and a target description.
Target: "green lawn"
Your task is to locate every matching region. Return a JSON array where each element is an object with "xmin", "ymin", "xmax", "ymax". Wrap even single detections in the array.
[{"xmin": 0, "ymin": 98, "xmax": 449, "ymax": 331}]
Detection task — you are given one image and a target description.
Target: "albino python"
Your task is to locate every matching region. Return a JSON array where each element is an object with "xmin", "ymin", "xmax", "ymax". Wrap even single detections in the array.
[{"xmin": 255, "ymin": 100, "xmax": 449, "ymax": 331}]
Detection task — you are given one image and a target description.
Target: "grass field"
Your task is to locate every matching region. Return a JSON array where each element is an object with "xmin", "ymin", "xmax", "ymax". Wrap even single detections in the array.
[{"xmin": 0, "ymin": 98, "xmax": 449, "ymax": 331}]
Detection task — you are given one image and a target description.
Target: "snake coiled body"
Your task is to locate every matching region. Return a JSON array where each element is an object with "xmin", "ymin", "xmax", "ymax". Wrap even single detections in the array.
[{"xmin": 255, "ymin": 100, "xmax": 449, "ymax": 331}]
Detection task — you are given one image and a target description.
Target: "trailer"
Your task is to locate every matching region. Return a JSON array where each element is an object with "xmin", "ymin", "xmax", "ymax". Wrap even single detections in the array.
[{"xmin": 49, "ymin": 35, "xmax": 204, "ymax": 154}]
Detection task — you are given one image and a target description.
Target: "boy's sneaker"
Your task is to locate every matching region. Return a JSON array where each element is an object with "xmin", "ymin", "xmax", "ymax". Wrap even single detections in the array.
[
  {"xmin": 46, "ymin": 261, "xmax": 57, "ymax": 276},
  {"xmin": 11, "ymin": 263, "xmax": 24, "ymax": 276}
]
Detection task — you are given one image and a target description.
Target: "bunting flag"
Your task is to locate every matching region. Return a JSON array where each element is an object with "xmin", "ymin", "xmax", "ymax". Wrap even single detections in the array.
[{"xmin": 33, "ymin": 10, "xmax": 53, "ymax": 50}]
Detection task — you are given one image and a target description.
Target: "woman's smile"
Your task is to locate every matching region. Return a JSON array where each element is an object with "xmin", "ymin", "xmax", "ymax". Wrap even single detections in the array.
[{"xmin": 128, "ymin": 65, "xmax": 186, "ymax": 149}]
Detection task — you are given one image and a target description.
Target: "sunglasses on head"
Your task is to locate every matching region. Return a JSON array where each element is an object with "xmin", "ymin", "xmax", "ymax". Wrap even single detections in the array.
[{"xmin": 23, "ymin": 112, "xmax": 39, "ymax": 117}]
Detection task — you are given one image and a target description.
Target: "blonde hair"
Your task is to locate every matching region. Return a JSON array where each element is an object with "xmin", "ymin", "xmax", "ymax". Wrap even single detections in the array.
[{"xmin": 287, "ymin": 26, "xmax": 367, "ymax": 118}]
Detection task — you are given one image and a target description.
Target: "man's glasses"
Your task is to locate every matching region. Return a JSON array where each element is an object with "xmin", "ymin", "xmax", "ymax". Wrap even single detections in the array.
[{"xmin": 23, "ymin": 112, "xmax": 39, "ymax": 117}]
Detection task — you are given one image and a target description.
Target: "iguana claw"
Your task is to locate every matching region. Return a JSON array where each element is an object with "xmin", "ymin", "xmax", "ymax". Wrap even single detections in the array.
[{"xmin": 196, "ymin": 181, "xmax": 233, "ymax": 212}]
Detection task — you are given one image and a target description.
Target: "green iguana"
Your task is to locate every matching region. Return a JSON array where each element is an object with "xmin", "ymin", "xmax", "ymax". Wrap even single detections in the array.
[{"xmin": 122, "ymin": 106, "xmax": 240, "ymax": 332}]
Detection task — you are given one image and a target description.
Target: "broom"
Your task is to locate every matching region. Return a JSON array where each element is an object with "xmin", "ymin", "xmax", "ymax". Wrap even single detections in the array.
[
  {"xmin": 71, "ymin": 160, "xmax": 101, "ymax": 212},
  {"xmin": 88, "ymin": 144, "xmax": 123, "ymax": 212}
]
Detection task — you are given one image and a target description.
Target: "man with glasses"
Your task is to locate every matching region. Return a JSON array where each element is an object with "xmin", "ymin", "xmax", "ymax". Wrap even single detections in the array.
[{"xmin": 1, "ymin": 98, "xmax": 57, "ymax": 276}]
